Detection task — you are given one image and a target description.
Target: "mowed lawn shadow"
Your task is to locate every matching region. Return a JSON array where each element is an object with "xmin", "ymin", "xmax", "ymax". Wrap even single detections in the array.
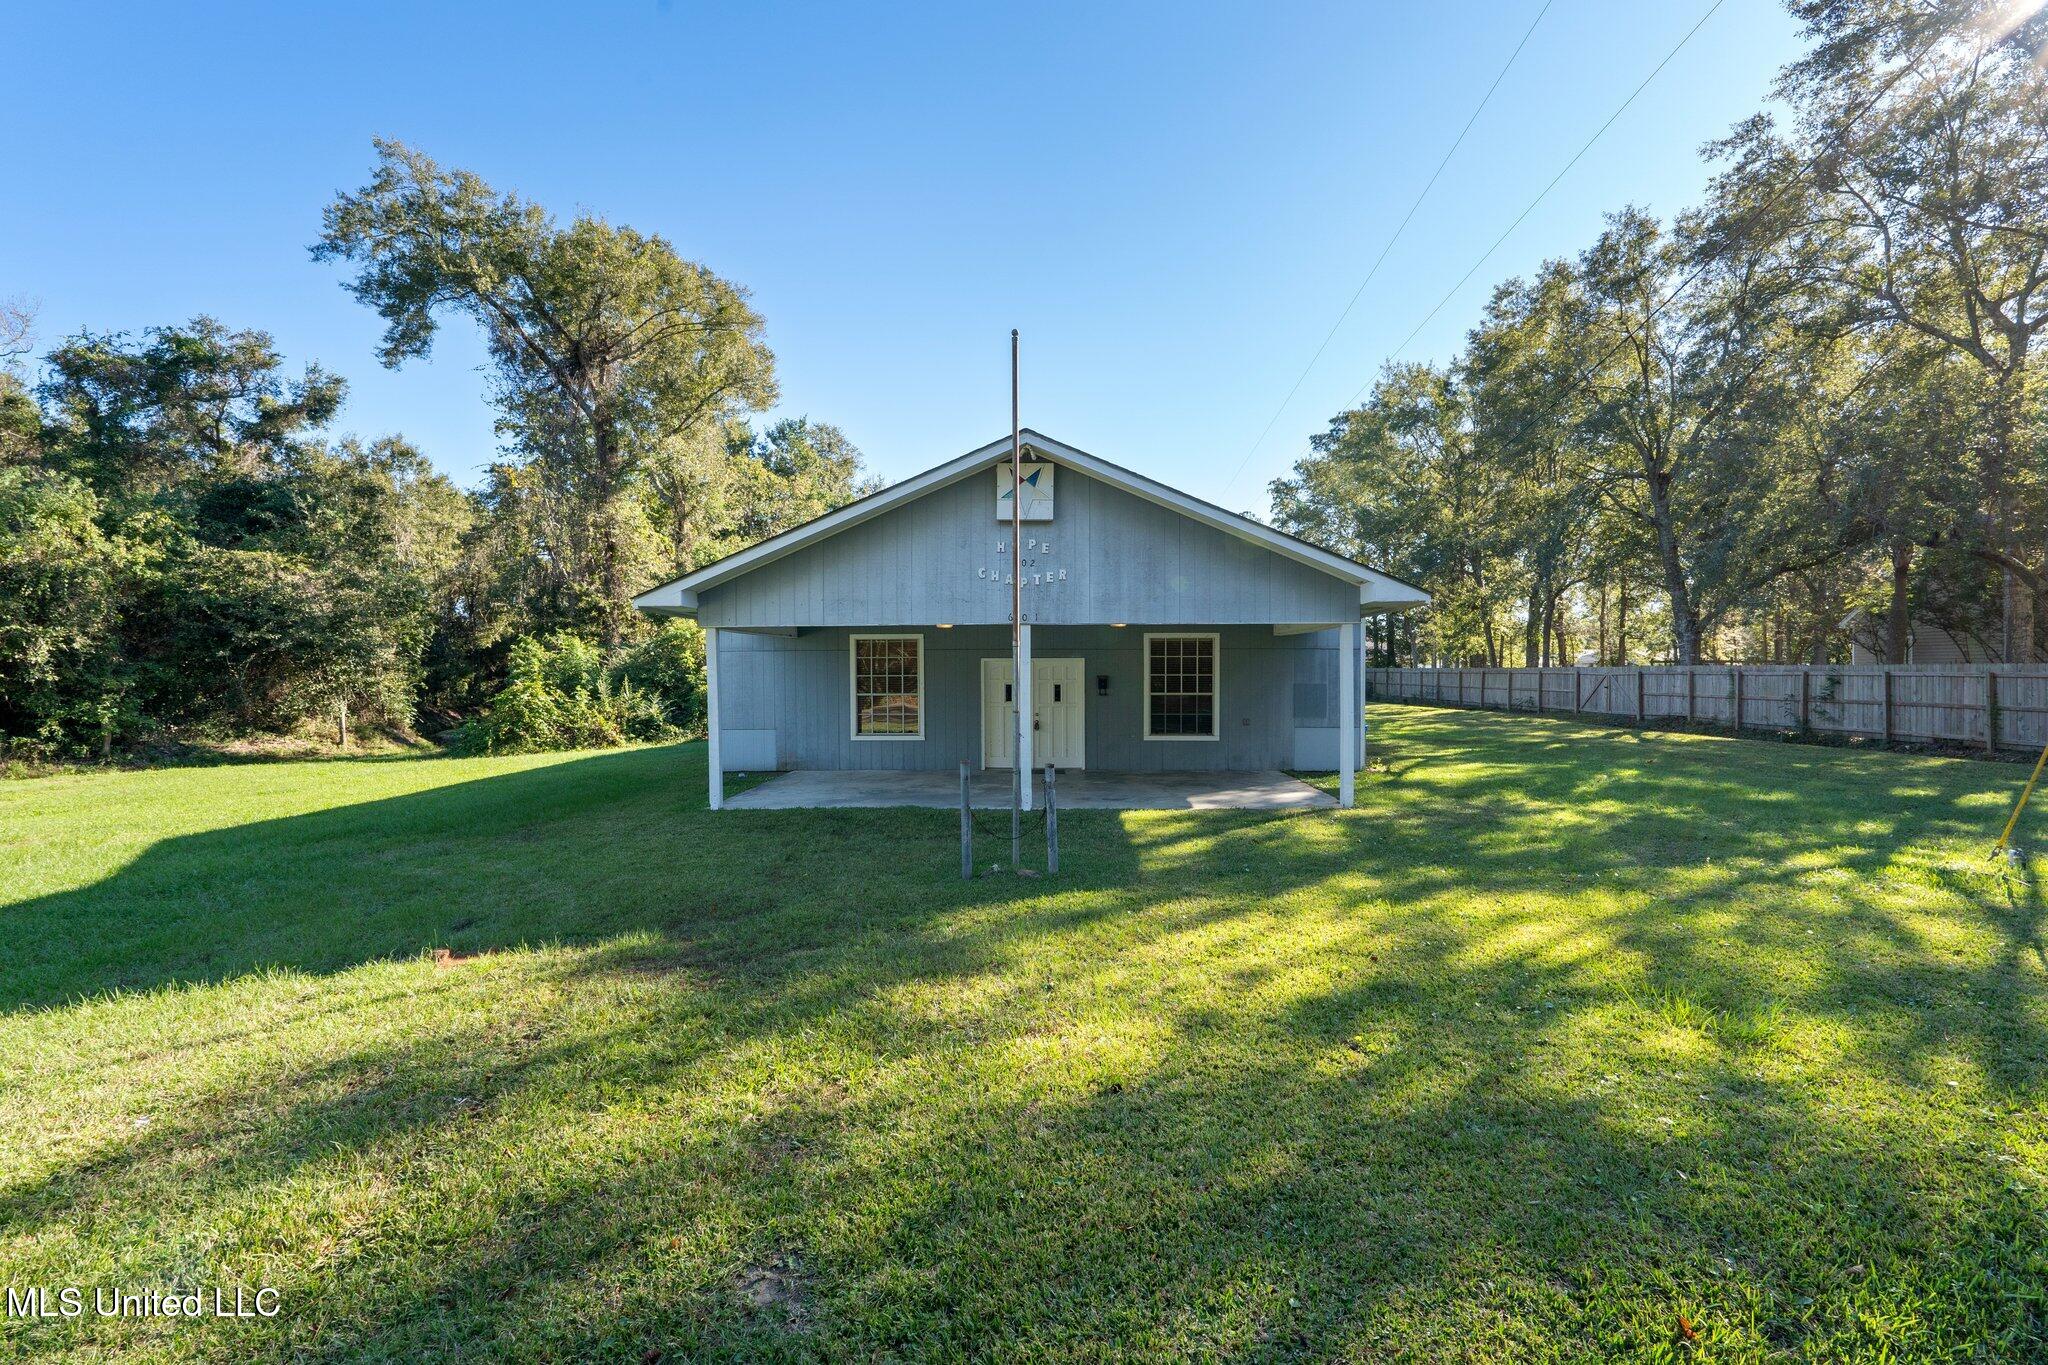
[
  {"xmin": 1, "ymin": 743, "xmax": 1172, "ymax": 1014},
  {"xmin": 1, "ymin": 710, "xmax": 2044, "ymax": 1359}
]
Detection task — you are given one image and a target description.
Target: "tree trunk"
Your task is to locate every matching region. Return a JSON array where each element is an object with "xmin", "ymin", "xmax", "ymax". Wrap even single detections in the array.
[
  {"xmin": 1981, "ymin": 358, "xmax": 2040, "ymax": 664},
  {"xmin": 1809, "ymin": 577, "xmax": 1830, "ymax": 664},
  {"xmin": 1645, "ymin": 469, "xmax": 1701, "ymax": 664},
  {"xmin": 1886, "ymin": 538, "xmax": 1912, "ymax": 664},
  {"xmin": 1987, "ymin": 370, "xmax": 2016, "ymax": 663},
  {"xmin": 593, "ymin": 418, "xmax": 629, "ymax": 650},
  {"xmin": 1615, "ymin": 585, "xmax": 1629, "ymax": 666},
  {"xmin": 1524, "ymin": 581, "xmax": 1543, "ymax": 667},
  {"xmin": 1597, "ymin": 584, "xmax": 1608, "ymax": 665}
]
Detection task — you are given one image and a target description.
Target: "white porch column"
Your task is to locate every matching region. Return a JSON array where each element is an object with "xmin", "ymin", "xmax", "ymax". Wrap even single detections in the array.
[
  {"xmin": 1361, "ymin": 636, "xmax": 1371, "ymax": 772},
  {"xmin": 704, "ymin": 624, "xmax": 723, "ymax": 811},
  {"xmin": 1338, "ymin": 620, "xmax": 1357, "ymax": 809},
  {"xmin": 1017, "ymin": 622, "xmax": 1033, "ymax": 811}
]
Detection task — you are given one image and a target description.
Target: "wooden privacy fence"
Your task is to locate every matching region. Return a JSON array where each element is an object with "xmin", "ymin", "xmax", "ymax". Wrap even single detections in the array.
[{"xmin": 1368, "ymin": 664, "xmax": 2048, "ymax": 754}]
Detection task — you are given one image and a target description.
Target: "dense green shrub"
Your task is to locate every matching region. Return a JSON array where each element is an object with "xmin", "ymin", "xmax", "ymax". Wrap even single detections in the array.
[
  {"xmin": 0, "ymin": 467, "xmax": 134, "ymax": 755},
  {"xmin": 125, "ymin": 544, "xmax": 429, "ymax": 737},
  {"xmin": 608, "ymin": 621, "xmax": 706, "ymax": 729},
  {"xmin": 460, "ymin": 633, "xmax": 677, "ymax": 754}
]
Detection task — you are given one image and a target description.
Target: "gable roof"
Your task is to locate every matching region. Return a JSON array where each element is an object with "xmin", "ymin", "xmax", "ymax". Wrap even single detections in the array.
[{"xmin": 633, "ymin": 430, "xmax": 1429, "ymax": 617}]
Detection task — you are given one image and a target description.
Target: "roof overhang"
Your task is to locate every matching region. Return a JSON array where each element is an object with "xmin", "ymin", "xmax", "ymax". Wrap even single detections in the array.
[
  {"xmin": 632, "ymin": 430, "xmax": 1431, "ymax": 618},
  {"xmin": 1360, "ymin": 578, "xmax": 1431, "ymax": 613}
]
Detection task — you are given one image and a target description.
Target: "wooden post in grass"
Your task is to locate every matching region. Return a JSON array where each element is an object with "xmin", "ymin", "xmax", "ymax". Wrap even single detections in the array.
[
  {"xmin": 1733, "ymin": 667, "xmax": 1743, "ymax": 734},
  {"xmin": 1636, "ymin": 669, "xmax": 1645, "ymax": 724},
  {"xmin": 1882, "ymin": 669, "xmax": 1893, "ymax": 747},
  {"xmin": 1687, "ymin": 668, "xmax": 1697, "ymax": 724},
  {"xmin": 960, "ymin": 763, "xmax": 973, "ymax": 879},
  {"xmin": 1573, "ymin": 668, "xmax": 1582, "ymax": 715},
  {"xmin": 1800, "ymin": 669, "xmax": 1811, "ymax": 731},
  {"xmin": 1044, "ymin": 764, "xmax": 1059, "ymax": 874}
]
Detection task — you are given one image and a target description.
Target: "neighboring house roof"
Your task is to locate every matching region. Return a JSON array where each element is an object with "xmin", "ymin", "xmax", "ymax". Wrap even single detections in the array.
[{"xmin": 633, "ymin": 430, "xmax": 1430, "ymax": 618}]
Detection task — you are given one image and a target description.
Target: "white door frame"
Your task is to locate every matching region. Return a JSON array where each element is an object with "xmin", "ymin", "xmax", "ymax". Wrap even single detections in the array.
[{"xmin": 981, "ymin": 656, "xmax": 1086, "ymax": 770}]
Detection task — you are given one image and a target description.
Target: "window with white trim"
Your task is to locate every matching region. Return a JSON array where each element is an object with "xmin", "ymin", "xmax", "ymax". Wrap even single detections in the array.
[
  {"xmin": 851, "ymin": 634, "xmax": 924, "ymax": 738},
  {"xmin": 1144, "ymin": 633, "xmax": 1218, "ymax": 739}
]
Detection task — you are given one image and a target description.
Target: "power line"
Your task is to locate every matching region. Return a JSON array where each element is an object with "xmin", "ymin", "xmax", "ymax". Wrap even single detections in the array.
[
  {"xmin": 1220, "ymin": 0, "xmax": 1556, "ymax": 502},
  {"xmin": 1352, "ymin": 26, "xmax": 1939, "ymax": 554},
  {"xmin": 1346, "ymin": 0, "xmax": 1730, "ymax": 409}
]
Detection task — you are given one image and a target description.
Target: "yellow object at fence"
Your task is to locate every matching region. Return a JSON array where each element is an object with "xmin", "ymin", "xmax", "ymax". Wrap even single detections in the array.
[{"xmin": 1992, "ymin": 738, "xmax": 2048, "ymax": 861}]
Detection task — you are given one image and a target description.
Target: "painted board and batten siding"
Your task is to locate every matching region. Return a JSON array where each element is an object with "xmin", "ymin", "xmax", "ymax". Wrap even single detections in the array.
[
  {"xmin": 694, "ymin": 467, "xmax": 1358, "ymax": 630},
  {"xmin": 718, "ymin": 625, "xmax": 1361, "ymax": 773}
]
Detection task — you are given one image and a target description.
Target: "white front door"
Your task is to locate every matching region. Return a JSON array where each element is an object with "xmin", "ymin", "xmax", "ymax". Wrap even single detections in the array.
[{"xmin": 981, "ymin": 657, "xmax": 1086, "ymax": 769}]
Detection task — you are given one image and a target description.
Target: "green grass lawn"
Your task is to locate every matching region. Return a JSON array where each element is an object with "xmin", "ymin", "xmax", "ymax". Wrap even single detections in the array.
[{"xmin": 2, "ymin": 706, "xmax": 2044, "ymax": 1361}]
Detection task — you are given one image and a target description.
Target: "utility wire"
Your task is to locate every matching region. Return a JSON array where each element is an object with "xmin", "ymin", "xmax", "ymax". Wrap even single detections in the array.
[
  {"xmin": 1356, "ymin": 25, "xmax": 1939, "ymax": 540},
  {"xmin": 1221, "ymin": 0, "xmax": 1556, "ymax": 502},
  {"xmin": 1301, "ymin": 19, "xmax": 1947, "ymax": 660},
  {"xmin": 1345, "ymin": 0, "xmax": 1730, "ymax": 409}
]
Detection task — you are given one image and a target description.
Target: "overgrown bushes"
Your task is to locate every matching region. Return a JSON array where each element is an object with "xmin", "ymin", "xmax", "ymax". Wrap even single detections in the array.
[
  {"xmin": 0, "ymin": 467, "xmax": 130, "ymax": 755},
  {"xmin": 609, "ymin": 621, "xmax": 707, "ymax": 731},
  {"xmin": 456, "ymin": 624, "xmax": 704, "ymax": 754},
  {"xmin": 3, "ymin": 304, "xmax": 862, "ymax": 766}
]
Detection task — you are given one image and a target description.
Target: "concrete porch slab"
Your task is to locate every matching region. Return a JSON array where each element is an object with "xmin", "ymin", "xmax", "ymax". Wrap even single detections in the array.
[{"xmin": 724, "ymin": 768, "xmax": 1336, "ymax": 811}]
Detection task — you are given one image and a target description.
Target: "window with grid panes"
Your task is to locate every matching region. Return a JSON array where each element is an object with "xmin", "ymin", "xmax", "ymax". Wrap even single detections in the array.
[
  {"xmin": 1146, "ymin": 635, "xmax": 1216, "ymax": 737},
  {"xmin": 852, "ymin": 636, "xmax": 922, "ymax": 736}
]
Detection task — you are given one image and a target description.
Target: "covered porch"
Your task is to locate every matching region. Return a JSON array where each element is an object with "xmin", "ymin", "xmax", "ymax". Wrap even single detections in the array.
[
  {"xmin": 723, "ymin": 767, "xmax": 1336, "ymax": 811},
  {"xmin": 700, "ymin": 620, "xmax": 1372, "ymax": 813},
  {"xmin": 632, "ymin": 429, "xmax": 1433, "ymax": 817}
]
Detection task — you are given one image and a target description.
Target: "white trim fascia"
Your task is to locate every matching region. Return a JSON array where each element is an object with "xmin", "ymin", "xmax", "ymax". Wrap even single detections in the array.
[
  {"xmin": 632, "ymin": 430, "xmax": 1437, "ymax": 608},
  {"xmin": 631, "ymin": 583, "xmax": 700, "ymax": 616},
  {"xmin": 1141, "ymin": 631, "xmax": 1222, "ymax": 742},
  {"xmin": 1359, "ymin": 579, "xmax": 1431, "ymax": 613},
  {"xmin": 849, "ymin": 632, "xmax": 927, "ymax": 741}
]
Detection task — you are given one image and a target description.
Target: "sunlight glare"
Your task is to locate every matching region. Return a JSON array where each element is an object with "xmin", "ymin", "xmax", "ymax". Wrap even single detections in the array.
[{"xmin": 1972, "ymin": 0, "xmax": 2048, "ymax": 48}]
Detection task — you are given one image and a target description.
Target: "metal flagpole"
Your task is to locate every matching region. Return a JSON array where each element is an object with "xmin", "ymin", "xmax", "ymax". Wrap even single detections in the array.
[{"xmin": 1010, "ymin": 330, "xmax": 1023, "ymax": 869}]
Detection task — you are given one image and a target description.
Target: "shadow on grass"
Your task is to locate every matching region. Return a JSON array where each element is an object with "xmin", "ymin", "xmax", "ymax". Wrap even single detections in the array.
[{"xmin": 2, "ymin": 712, "xmax": 2044, "ymax": 1357}]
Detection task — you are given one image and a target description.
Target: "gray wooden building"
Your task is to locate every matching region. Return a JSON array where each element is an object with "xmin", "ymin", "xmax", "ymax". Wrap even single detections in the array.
[{"xmin": 634, "ymin": 432, "xmax": 1428, "ymax": 809}]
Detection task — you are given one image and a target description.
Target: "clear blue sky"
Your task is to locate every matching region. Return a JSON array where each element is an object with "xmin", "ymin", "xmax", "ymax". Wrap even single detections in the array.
[{"xmin": 7, "ymin": 0, "xmax": 1803, "ymax": 514}]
